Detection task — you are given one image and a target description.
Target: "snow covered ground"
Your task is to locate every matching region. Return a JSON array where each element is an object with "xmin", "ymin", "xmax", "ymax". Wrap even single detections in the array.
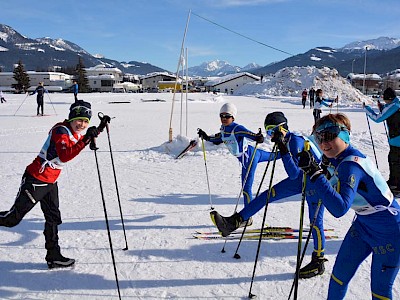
[{"xmin": 0, "ymin": 90, "xmax": 398, "ymax": 299}]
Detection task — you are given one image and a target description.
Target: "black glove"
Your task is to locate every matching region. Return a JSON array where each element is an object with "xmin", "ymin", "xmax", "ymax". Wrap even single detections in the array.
[
  {"xmin": 271, "ymin": 130, "xmax": 288, "ymax": 154},
  {"xmin": 321, "ymin": 154, "xmax": 332, "ymax": 180},
  {"xmin": 98, "ymin": 114, "xmax": 111, "ymax": 133},
  {"xmin": 197, "ymin": 129, "xmax": 210, "ymax": 141},
  {"xmin": 82, "ymin": 126, "xmax": 99, "ymax": 144},
  {"xmin": 297, "ymin": 150, "xmax": 323, "ymax": 182},
  {"xmin": 255, "ymin": 132, "xmax": 264, "ymax": 144},
  {"xmin": 377, "ymin": 101, "xmax": 384, "ymax": 112}
]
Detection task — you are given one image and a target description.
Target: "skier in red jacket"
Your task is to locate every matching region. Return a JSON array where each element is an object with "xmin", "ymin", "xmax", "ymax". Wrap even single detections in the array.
[{"xmin": 0, "ymin": 100, "xmax": 99, "ymax": 268}]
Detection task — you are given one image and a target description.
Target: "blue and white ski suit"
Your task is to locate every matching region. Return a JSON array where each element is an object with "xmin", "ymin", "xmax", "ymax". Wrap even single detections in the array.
[
  {"xmin": 208, "ymin": 122, "xmax": 276, "ymax": 207},
  {"xmin": 312, "ymin": 145, "xmax": 400, "ymax": 300},
  {"xmin": 364, "ymin": 97, "xmax": 400, "ymax": 188},
  {"xmin": 239, "ymin": 132, "xmax": 326, "ymax": 257}
]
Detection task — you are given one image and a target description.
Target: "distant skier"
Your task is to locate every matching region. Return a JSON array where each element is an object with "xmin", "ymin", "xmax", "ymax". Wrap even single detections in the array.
[
  {"xmin": 309, "ymin": 87, "xmax": 315, "ymax": 108},
  {"xmin": 0, "ymin": 90, "xmax": 6, "ymax": 103},
  {"xmin": 364, "ymin": 87, "xmax": 400, "ymax": 194},
  {"xmin": 30, "ymin": 82, "xmax": 47, "ymax": 116},
  {"xmin": 313, "ymin": 89, "xmax": 332, "ymax": 123},
  {"xmin": 197, "ymin": 103, "xmax": 267, "ymax": 226},
  {"xmin": 73, "ymin": 81, "xmax": 79, "ymax": 103},
  {"xmin": 301, "ymin": 89, "xmax": 308, "ymax": 109},
  {"xmin": 0, "ymin": 100, "xmax": 99, "ymax": 269}
]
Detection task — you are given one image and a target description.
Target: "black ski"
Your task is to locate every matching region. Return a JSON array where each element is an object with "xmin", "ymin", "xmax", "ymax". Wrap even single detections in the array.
[{"xmin": 176, "ymin": 139, "xmax": 198, "ymax": 159}]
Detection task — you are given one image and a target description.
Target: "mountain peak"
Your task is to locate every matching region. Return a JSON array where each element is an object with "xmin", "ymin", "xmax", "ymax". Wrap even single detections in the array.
[{"xmin": 340, "ymin": 36, "xmax": 400, "ymax": 51}]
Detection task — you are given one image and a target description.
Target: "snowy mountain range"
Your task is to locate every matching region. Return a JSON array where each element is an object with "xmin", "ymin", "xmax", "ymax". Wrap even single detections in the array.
[
  {"xmin": 186, "ymin": 60, "xmax": 261, "ymax": 77},
  {"xmin": 0, "ymin": 24, "xmax": 166, "ymax": 74},
  {"xmin": 1, "ymin": 22, "xmax": 400, "ymax": 77},
  {"xmin": 255, "ymin": 37, "xmax": 400, "ymax": 77},
  {"xmin": 339, "ymin": 36, "xmax": 400, "ymax": 52}
]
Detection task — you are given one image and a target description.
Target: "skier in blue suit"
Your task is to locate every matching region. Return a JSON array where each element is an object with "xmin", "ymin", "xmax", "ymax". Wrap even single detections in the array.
[
  {"xmin": 297, "ymin": 113, "xmax": 400, "ymax": 299},
  {"xmin": 211, "ymin": 111, "xmax": 328, "ymax": 278},
  {"xmin": 198, "ymin": 103, "xmax": 268, "ymax": 225},
  {"xmin": 364, "ymin": 87, "xmax": 400, "ymax": 194}
]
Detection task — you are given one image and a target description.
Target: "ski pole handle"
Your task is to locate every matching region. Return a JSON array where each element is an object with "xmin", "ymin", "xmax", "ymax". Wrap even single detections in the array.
[{"xmin": 97, "ymin": 112, "xmax": 112, "ymax": 133}]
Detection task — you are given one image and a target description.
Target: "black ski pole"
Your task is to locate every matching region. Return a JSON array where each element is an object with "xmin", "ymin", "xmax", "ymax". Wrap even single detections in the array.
[
  {"xmin": 248, "ymin": 145, "xmax": 279, "ymax": 299},
  {"xmin": 288, "ymin": 200, "xmax": 322, "ymax": 300},
  {"xmin": 13, "ymin": 93, "xmax": 29, "ymax": 116},
  {"xmin": 46, "ymin": 92, "xmax": 57, "ymax": 115},
  {"xmin": 365, "ymin": 112, "xmax": 379, "ymax": 169},
  {"xmin": 200, "ymin": 135, "xmax": 214, "ymax": 210},
  {"xmin": 98, "ymin": 112, "xmax": 129, "ymax": 251},
  {"xmin": 292, "ymin": 140, "xmax": 310, "ymax": 300},
  {"xmin": 220, "ymin": 132, "xmax": 261, "ymax": 254},
  {"xmin": 233, "ymin": 143, "xmax": 277, "ymax": 259},
  {"xmin": 90, "ymin": 137, "xmax": 121, "ymax": 300}
]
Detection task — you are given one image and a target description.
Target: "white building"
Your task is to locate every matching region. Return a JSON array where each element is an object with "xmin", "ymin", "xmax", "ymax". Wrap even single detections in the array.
[
  {"xmin": 141, "ymin": 72, "xmax": 178, "ymax": 92},
  {"xmin": 204, "ymin": 72, "xmax": 260, "ymax": 94},
  {"xmin": 85, "ymin": 64, "xmax": 123, "ymax": 92},
  {"xmin": 0, "ymin": 71, "xmax": 72, "ymax": 92}
]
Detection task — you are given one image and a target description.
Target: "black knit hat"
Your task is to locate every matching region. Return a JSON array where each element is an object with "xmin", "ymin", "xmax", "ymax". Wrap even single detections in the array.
[
  {"xmin": 264, "ymin": 111, "xmax": 288, "ymax": 130},
  {"xmin": 68, "ymin": 100, "xmax": 92, "ymax": 121},
  {"xmin": 383, "ymin": 87, "xmax": 396, "ymax": 100}
]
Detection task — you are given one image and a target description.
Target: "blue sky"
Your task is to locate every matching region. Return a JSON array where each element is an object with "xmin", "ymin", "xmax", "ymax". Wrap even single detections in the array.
[{"xmin": 2, "ymin": 0, "xmax": 400, "ymax": 72}]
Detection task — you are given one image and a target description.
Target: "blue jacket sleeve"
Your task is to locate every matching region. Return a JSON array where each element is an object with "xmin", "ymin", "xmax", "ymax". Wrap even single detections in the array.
[
  {"xmin": 209, "ymin": 133, "xmax": 223, "ymax": 144},
  {"xmin": 364, "ymin": 99, "xmax": 400, "ymax": 123},
  {"xmin": 313, "ymin": 161, "xmax": 364, "ymax": 217},
  {"xmin": 233, "ymin": 124, "xmax": 261, "ymax": 142}
]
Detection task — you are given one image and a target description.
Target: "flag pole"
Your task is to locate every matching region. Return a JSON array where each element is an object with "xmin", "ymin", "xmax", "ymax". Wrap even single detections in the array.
[{"xmin": 168, "ymin": 9, "xmax": 191, "ymax": 142}]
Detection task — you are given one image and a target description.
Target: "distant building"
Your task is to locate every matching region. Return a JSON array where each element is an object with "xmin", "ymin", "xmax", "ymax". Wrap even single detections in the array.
[
  {"xmin": 86, "ymin": 64, "xmax": 123, "ymax": 92},
  {"xmin": 0, "ymin": 71, "xmax": 72, "ymax": 92},
  {"xmin": 141, "ymin": 72, "xmax": 179, "ymax": 92},
  {"xmin": 347, "ymin": 73, "xmax": 381, "ymax": 95},
  {"xmin": 204, "ymin": 72, "xmax": 260, "ymax": 94},
  {"xmin": 382, "ymin": 70, "xmax": 400, "ymax": 95}
]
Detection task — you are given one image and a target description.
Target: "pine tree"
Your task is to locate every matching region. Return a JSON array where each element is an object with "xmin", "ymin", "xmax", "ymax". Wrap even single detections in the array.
[
  {"xmin": 12, "ymin": 60, "xmax": 30, "ymax": 93},
  {"xmin": 75, "ymin": 57, "xmax": 90, "ymax": 93}
]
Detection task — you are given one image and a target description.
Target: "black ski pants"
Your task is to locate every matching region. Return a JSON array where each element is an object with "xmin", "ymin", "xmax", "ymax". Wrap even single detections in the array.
[
  {"xmin": 389, "ymin": 145, "xmax": 400, "ymax": 187},
  {"xmin": 313, "ymin": 109, "xmax": 321, "ymax": 124},
  {"xmin": 37, "ymin": 96, "xmax": 44, "ymax": 115},
  {"xmin": 0, "ymin": 172, "xmax": 62, "ymax": 253}
]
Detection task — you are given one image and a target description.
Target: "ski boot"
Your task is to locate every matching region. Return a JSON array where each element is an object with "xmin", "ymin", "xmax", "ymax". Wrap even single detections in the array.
[
  {"xmin": 210, "ymin": 211, "xmax": 243, "ymax": 237},
  {"xmin": 299, "ymin": 255, "xmax": 328, "ymax": 279},
  {"xmin": 46, "ymin": 249, "xmax": 75, "ymax": 269},
  {"xmin": 239, "ymin": 217, "xmax": 253, "ymax": 228}
]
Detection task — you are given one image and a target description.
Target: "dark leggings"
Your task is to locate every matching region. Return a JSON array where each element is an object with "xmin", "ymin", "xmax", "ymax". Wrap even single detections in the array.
[{"xmin": 0, "ymin": 173, "xmax": 61, "ymax": 251}]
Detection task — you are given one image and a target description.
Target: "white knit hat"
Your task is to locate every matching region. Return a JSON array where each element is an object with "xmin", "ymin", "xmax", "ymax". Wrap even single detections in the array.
[{"xmin": 220, "ymin": 103, "xmax": 237, "ymax": 119}]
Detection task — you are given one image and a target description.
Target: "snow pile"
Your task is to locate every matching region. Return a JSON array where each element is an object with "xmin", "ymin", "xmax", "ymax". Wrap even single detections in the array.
[{"xmin": 235, "ymin": 66, "xmax": 372, "ymax": 104}]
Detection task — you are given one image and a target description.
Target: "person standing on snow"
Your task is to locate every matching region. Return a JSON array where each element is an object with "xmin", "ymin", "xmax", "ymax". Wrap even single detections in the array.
[
  {"xmin": 301, "ymin": 89, "xmax": 308, "ymax": 109},
  {"xmin": 0, "ymin": 90, "xmax": 6, "ymax": 103},
  {"xmin": 364, "ymin": 87, "xmax": 400, "ymax": 195},
  {"xmin": 197, "ymin": 103, "xmax": 269, "ymax": 226},
  {"xmin": 30, "ymin": 82, "xmax": 47, "ymax": 116},
  {"xmin": 297, "ymin": 113, "xmax": 400, "ymax": 299},
  {"xmin": 73, "ymin": 81, "xmax": 79, "ymax": 103},
  {"xmin": 0, "ymin": 100, "xmax": 99, "ymax": 269},
  {"xmin": 313, "ymin": 88, "xmax": 332, "ymax": 123},
  {"xmin": 211, "ymin": 111, "xmax": 329, "ymax": 279},
  {"xmin": 309, "ymin": 87, "xmax": 315, "ymax": 108}
]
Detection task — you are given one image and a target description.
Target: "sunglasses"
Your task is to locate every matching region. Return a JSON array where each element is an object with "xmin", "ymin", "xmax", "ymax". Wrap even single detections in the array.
[
  {"xmin": 220, "ymin": 113, "xmax": 233, "ymax": 119},
  {"xmin": 314, "ymin": 125, "xmax": 347, "ymax": 144}
]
